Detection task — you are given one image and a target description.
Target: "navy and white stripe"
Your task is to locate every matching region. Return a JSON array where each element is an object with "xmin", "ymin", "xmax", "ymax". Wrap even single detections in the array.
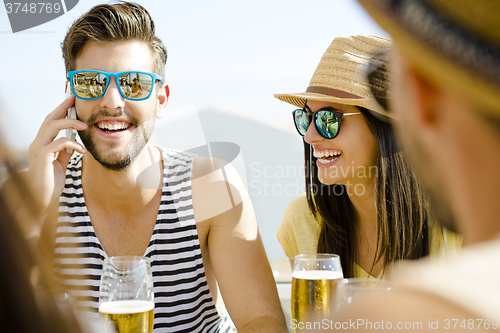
[{"xmin": 54, "ymin": 147, "xmax": 231, "ymax": 332}]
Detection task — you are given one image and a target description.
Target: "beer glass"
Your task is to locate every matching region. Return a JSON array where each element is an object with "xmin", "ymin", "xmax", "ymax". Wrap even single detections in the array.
[
  {"xmin": 336, "ymin": 278, "xmax": 392, "ymax": 309},
  {"xmin": 291, "ymin": 254, "xmax": 343, "ymax": 331},
  {"xmin": 99, "ymin": 256, "xmax": 154, "ymax": 333}
]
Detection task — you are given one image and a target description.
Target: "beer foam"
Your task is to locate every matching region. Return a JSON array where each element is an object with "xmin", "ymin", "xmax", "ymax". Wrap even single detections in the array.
[
  {"xmin": 99, "ymin": 300, "xmax": 154, "ymax": 314},
  {"xmin": 292, "ymin": 270, "xmax": 343, "ymax": 280}
]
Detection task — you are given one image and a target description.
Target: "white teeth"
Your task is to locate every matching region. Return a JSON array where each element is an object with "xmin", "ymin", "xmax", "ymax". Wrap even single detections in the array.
[
  {"xmin": 317, "ymin": 154, "xmax": 341, "ymax": 164},
  {"xmin": 313, "ymin": 150, "xmax": 342, "ymax": 164},
  {"xmin": 98, "ymin": 122, "xmax": 129, "ymax": 131},
  {"xmin": 313, "ymin": 150, "xmax": 342, "ymax": 158}
]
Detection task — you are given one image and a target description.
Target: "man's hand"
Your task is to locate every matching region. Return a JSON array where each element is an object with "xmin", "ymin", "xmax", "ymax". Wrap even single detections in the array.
[{"xmin": 28, "ymin": 94, "xmax": 87, "ymax": 213}]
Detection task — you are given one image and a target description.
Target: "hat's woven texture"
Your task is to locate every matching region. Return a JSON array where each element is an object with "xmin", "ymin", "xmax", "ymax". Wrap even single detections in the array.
[
  {"xmin": 275, "ymin": 35, "xmax": 392, "ymax": 117},
  {"xmin": 358, "ymin": 0, "xmax": 500, "ymax": 114}
]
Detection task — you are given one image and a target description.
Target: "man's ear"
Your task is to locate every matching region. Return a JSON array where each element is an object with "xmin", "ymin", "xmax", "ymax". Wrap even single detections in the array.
[
  {"xmin": 156, "ymin": 83, "xmax": 170, "ymax": 119},
  {"xmin": 400, "ymin": 61, "xmax": 441, "ymax": 128}
]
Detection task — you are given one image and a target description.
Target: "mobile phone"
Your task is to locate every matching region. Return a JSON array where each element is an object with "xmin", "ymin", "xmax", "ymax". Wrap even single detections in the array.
[{"xmin": 65, "ymin": 88, "xmax": 77, "ymax": 153}]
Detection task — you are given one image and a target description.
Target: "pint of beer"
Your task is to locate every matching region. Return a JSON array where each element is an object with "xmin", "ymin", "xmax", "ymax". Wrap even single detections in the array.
[
  {"xmin": 99, "ymin": 300, "xmax": 154, "ymax": 333},
  {"xmin": 99, "ymin": 257, "xmax": 154, "ymax": 333},
  {"xmin": 291, "ymin": 254, "xmax": 343, "ymax": 333}
]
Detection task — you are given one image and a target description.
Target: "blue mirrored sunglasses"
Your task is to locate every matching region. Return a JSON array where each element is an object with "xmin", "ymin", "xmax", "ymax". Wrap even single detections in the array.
[
  {"xmin": 292, "ymin": 104, "xmax": 360, "ymax": 139},
  {"xmin": 67, "ymin": 70, "xmax": 163, "ymax": 101}
]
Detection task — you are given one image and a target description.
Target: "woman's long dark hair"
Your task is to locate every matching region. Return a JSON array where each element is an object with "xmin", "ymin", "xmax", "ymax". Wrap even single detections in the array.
[{"xmin": 306, "ymin": 107, "xmax": 429, "ymax": 278}]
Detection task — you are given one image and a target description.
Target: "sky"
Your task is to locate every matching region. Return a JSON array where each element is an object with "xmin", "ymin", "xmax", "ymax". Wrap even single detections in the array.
[
  {"xmin": 0, "ymin": 0, "xmax": 389, "ymax": 259},
  {"xmin": 0, "ymin": 0, "xmax": 388, "ymax": 150}
]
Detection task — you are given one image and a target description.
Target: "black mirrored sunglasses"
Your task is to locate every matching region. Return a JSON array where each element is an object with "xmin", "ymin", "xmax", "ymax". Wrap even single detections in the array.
[{"xmin": 292, "ymin": 104, "xmax": 360, "ymax": 140}]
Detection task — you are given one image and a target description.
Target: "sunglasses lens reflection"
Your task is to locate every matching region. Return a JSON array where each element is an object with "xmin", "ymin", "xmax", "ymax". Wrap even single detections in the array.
[
  {"xmin": 70, "ymin": 72, "xmax": 154, "ymax": 100},
  {"xmin": 71, "ymin": 71, "xmax": 105, "ymax": 99},
  {"xmin": 118, "ymin": 72, "xmax": 153, "ymax": 99},
  {"xmin": 315, "ymin": 111, "xmax": 339, "ymax": 139},
  {"xmin": 294, "ymin": 110, "xmax": 309, "ymax": 136}
]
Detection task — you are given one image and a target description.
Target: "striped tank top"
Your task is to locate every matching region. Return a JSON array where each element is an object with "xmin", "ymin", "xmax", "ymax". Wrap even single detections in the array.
[{"xmin": 54, "ymin": 147, "xmax": 234, "ymax": 332}]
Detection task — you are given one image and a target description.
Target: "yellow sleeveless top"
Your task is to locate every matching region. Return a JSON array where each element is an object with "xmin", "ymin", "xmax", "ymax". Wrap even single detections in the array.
[{"xmin": 277, "ymin": 193, "xmax": 462, "ymax": 278}]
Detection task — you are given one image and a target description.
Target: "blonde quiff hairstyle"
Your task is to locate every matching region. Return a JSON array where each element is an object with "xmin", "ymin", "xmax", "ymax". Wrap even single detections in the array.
[{"xmin": 62, "ymin": 2, "xmax": 167, "ymax": 78}]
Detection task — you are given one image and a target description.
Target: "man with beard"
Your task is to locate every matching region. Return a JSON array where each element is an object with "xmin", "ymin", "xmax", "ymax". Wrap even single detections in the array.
[
  {"xmin": 21, "ymin": 3, "xmax": 286, "ymax": 333},
  {"xmin": 332, "ymin": 0, "xmax": 500, "ymax": 328}
]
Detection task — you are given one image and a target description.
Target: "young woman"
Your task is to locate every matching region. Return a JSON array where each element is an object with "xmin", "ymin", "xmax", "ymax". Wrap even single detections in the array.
[{"xmin": 275, "ymin": 35, "xmax": 461, "ymax": 278}]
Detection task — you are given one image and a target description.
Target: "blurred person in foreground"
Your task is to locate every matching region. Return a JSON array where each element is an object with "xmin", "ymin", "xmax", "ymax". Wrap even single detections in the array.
[
  {"xmin": 0, "ymin": 131, "xmax": 91, "ymax": 333},
  {"xmin": 5, "ymin": 2, "xmax": 286, "ymax": 332},
  {"xmin": 334, "ymin": 0, "xmax": 500, "ymax": 327},
  {"xmin": 275, "ymin": 35, "xmax": 460, "ymax": 279}
]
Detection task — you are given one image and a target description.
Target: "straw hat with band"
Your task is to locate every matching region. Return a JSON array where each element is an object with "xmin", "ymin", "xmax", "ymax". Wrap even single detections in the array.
[
  {"xmin": 274, "ymin": 35, "xmax": 394, "ymax": 120},
  {"xmin": 357, "ymin": 0, "xmax": 500, "ymax": 116}
]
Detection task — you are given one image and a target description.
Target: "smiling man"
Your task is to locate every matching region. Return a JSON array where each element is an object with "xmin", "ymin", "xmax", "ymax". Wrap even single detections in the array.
[{"xmin": 23, "ymin": 3, "xmax": 286, "ymax": 332}]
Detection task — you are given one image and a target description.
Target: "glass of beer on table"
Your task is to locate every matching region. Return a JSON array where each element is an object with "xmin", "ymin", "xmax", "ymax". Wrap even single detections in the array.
[
  {"xmin": 291, "ymin": 254, "xmax": 343, "ymax": 332},
  {"xmin": 99, "ymin": 256, "xmax": 154, "ymax": 333}
]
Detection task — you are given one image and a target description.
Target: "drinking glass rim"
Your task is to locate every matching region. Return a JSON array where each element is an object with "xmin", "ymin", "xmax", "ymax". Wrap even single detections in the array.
[
  {"xmin": 104, "ymin": 256, "xmax": 151, "ymax": 263},
  {"xmin": 294, "ymin": 253, "xmax": 340, "ymax": 261},
  {"xmin": 341, "ymin": 278, "xmax": 393, "ymax": 290},
  {"xmin": 103, "ymin": 256, "xmax": 152, "ymax": 272}
]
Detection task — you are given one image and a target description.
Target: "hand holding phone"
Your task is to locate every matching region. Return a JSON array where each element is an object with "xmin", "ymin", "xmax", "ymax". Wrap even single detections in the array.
[
  {"xmin": 26, "ymin": 85, "xmax": 87, "ymax": 214},
  {"xmin": 65, "ymin": 89, "xmax": 77, "ymax": 153}
]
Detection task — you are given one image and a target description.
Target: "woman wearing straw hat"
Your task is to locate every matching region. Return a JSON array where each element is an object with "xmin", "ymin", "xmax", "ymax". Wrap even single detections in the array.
[{"xmin": 275, "ymin": 35, "xmax": 461, "ymax": 278}]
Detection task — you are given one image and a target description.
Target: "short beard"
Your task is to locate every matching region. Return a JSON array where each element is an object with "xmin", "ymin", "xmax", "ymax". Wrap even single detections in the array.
[
  {"xmin": 81, "ymin": 135, "xmax": 139, "ymax": 171},
  {"xmin": 78, "ymin": 109, "xmax": 155, "ymax": 171}
]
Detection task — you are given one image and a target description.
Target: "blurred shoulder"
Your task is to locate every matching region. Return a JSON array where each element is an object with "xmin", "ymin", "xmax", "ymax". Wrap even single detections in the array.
[
  {"xmin": 334, "ymin": 286, "xmax": 488, "ymax": 332},
  {"xmin": 1, "ymin": 168, "xmax": 29, "ymax": 199}
]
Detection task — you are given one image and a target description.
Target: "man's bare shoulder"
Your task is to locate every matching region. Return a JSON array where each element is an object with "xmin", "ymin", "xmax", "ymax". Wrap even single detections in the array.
[
  {"xmin": 190, "ymin": 156, "xmax": 213, "ymax": 180},
  {"xmin": 333, "ymin": 286, "xmax": 490, "ymax": 332},
  {"xmin": 191, "ymin": 156, "xmax": 240, "ymax": 180},
  {"xmin": 191, "ymin": 156, "xmax": 248, "ymax": 223}
]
